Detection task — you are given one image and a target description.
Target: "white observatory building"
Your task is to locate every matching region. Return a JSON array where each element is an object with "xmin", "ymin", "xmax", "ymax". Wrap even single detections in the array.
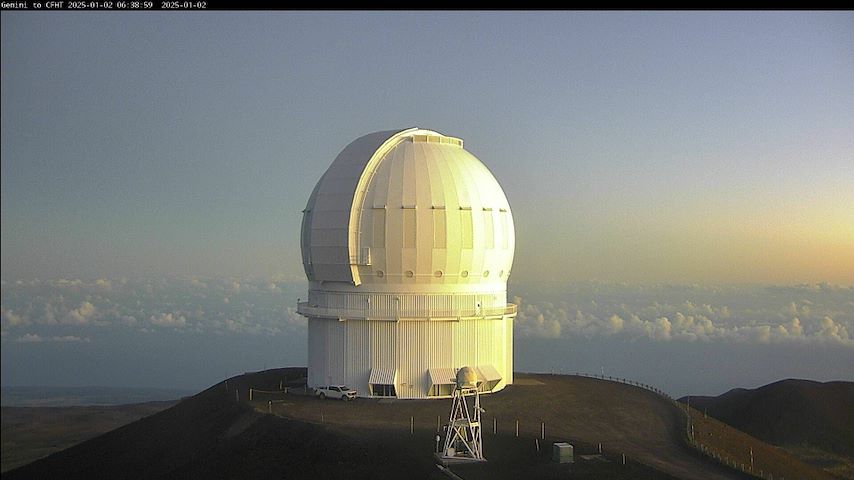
[{"xmin": 297, "ymin": 128, "xmax": 516, "ymax": 399}]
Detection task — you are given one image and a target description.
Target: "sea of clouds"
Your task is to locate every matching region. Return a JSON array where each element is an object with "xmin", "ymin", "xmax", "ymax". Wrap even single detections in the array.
[
  {"xmin": 511, "ymin": 282, "xmax": 852, "ymax": 346},
  {"xmin": 1, "ymin": 277, "xmax": 851, "ymax": 394},
  {"xmin": 0, "ymin": 276, "xmax": 307, "ymax": 343},
  {"xmin": 1, "ymin": 278, "xmax": 851, "ymax": 346}
]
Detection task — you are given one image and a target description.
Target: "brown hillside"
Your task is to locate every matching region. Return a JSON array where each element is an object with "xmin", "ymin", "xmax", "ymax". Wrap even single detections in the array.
[
  {"xmin": 683, "ymin": 379, "xmax": 854, "ymax": 457},
  {"xmin": 6, "ymin": 369, "xmax": 829, "ymax": 480},
  {"xmin": 682, "ymin": 379, "xmax": 854, "ymax": 478},
  {"xmin": 1, "ymin": 401, "xmax": 175, "ymax": 472}
]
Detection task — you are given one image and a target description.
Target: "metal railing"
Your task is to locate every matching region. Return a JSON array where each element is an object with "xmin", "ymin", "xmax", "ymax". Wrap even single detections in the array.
[
  {"xmin": 297, "ymin": 302, "xmax": 517, "ymax": 320},
  {"xmin": 574, "ymin": 372, "xmax": 772, "ymax": 479}
]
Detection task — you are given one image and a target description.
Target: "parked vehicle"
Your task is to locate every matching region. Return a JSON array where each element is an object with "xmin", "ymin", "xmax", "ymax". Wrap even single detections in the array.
[{"xmin": 314, "ymin": 385, "xmax": 357, "ymax": 401}]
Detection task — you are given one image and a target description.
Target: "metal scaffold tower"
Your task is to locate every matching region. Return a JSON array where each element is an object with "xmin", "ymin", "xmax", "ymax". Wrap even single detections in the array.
[{"xmin": 440, "ymin": 367, "xmax": 485, "ymax": 462}]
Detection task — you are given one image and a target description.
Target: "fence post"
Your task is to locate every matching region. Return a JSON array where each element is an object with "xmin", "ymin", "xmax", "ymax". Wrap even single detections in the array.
[{"xmin": 750, "ymin": 447, "xmax": 754, "ymax": 471}]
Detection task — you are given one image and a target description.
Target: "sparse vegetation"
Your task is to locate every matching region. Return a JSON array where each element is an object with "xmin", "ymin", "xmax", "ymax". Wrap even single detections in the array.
[
  {"xmin": 682, "ymin": 403, "xmax": 837, "ymax": 480},
  {"xmin": 5, "ymin": 369, "xmax": 842, "ymax": 480},
  {"xmin": 682, "ymin": 379, "xmax": 854, "ymax": 479}
]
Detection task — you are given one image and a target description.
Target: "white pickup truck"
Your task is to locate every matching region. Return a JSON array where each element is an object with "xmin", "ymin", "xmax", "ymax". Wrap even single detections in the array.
[{"xmin": 314, "ymin": 385, "xmax": 357, "ymax": 401}]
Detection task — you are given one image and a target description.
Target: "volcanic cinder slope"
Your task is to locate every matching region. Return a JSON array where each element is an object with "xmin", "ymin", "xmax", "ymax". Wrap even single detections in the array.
[
  {"xmin": 684, "ymin": 379, "xmax": 854, "ymax": 457},
  {"xmin": 684, "ymin": 379, "xmax": 854, "ymax": 479},
  {"xmin": 1, "ymin": 401, "xmax": 176, "ymax": 472},
  {"xmin": 6, "ymin": 368, "xmax": 831, "ymax": 480}
]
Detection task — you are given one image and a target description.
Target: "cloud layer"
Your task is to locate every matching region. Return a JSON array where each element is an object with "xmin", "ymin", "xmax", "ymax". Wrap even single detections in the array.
[
  {"xmin": 1, "ymin": 276, "xmax": 306, "ymax": 342},
  {"xmin": 512, "ymin": 282, "xmax": 853, "ymax": 346},
  {"xmin": 2, "ymin": 278, "xmax": 852, "ymax": 347}
]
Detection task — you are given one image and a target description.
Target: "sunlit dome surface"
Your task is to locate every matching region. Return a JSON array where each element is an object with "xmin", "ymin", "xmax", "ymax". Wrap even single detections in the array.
[
  {"xmin": 300, "ymin": 127, "xmax": 515, "ymax": 290},
  {"xmin": 298, "ymin": 128, "xmax": 517, "ymax": 399}
]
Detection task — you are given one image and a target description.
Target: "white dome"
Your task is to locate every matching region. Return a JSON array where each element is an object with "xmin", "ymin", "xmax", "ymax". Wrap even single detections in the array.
[
  {"xmin": 456, "ymin": 366, "xmax": 480, "ymax": 389},
  {"xmin": 301, "ymin": 128, "xmax": 515, "ymax": 291}
]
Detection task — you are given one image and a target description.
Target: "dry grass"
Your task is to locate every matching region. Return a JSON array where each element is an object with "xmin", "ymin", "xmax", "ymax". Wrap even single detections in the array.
[{"xmin": 684, "ymin": 404, "xmax": 838, "ymax": 480}]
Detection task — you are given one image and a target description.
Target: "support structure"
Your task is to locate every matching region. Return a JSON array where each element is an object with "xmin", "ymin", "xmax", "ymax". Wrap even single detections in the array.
[{"xmin": 441, "ymin": 383, "xmax": 485, "ymax": 462}]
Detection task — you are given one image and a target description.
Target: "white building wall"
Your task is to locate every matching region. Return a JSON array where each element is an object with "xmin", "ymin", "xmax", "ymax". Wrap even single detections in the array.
[
  {"xmin": 505, "ymin": 314, "xmax": 514, "ymax": 387},
  {"xmin": 344, "ymin": 320, "xmax": 371, "ymax": 393},
  {"xmin": 307, "ymin": 315, "xmax": 514, "ymax": 399}
]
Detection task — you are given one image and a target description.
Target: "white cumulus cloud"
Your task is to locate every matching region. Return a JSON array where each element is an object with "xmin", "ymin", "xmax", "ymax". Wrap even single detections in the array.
[
  {"xmin": 149, "ymin": 312, "xmax": 187, "ymax": 328},
  {"xmin": 511, "ymin": 282, "xmax": 854, "ymax": 346},
  {"xmin": 64, "ymin": 301, "xmax": 99, "ymax": 325},
  {"xmin": 15, "ymin": 333, "xmax": 90, "ymax": 343}
]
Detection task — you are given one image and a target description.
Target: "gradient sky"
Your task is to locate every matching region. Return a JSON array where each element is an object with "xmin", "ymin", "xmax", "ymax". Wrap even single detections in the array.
[
  {"xmin": 2, "ymin": 12, "xmax": 853, "ymax": 395},
  {"xmin": 2, "ymin": 11, "xmax": 853, "ymax": 284}
]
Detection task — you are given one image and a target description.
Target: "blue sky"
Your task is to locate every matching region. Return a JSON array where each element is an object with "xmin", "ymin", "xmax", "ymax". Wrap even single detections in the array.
[
  {"xmin": 2, "ymin": 11, "xmax": 852, "ymax": 283},
  {"xmin": 1, "ymin": 12, "xmax": 852, "ymax": 395}
]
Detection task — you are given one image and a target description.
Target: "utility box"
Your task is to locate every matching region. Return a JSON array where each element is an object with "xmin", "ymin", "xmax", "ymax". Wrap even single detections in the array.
[{"xmin": 552, "ymin": 442, "xmax": 574, "ymax": 463}]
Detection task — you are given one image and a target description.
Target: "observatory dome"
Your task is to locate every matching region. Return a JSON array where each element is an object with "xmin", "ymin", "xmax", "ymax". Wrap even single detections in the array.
[
  {"xmin": 300, "ymin": 128, "xmax": 515, "ymax": 291},
  {"xmin": 298, "ymin": 128, "xmax": 517, "ymax": 399}
]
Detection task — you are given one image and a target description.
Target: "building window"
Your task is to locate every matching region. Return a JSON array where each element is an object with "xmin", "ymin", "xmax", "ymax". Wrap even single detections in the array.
[
  {"xmin": 430, "ymin": 384, "xmax": 454, "ymax": 397},
  {"xmin": 371, "ymin": 384, "xmax": 396, "ymax": 397}
]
